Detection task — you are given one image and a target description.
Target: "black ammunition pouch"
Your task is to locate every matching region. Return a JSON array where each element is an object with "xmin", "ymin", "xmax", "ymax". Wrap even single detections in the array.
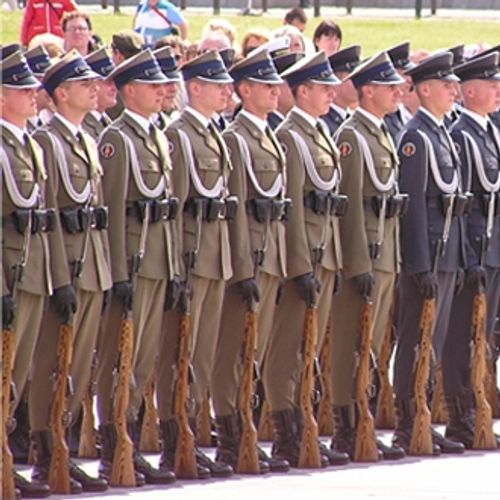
[
  {"xmin": 246, "ymin": 197, "xmax": 291, "ymax": 223},
  {"xmin": 304, "ymin": 190, "xmax": 330, "ymax": 215},
  {"xmin": 184, "ymin": 196, "xmax": 238, "ymax": 222},
  {"xmin": 60, "ymin": 206, "xmax": 108, "ymax": 234},
  {"xmin": 452, "ymin": 193, "xmax": 473, "ymax": 217},
  {"xmin": 330, "ymin": 193, "xmax": 348, "ymax": 217},
  {"xmin": 127, "ymin": 198, "xmax": 178, "ymax": 223},
  {"xmin": 5, "ymin": 208, "xmax": 56, "ymax": 234},
  {"xmin": 438, "ymin": 193, "xmax": 455, "ymax": 217},
  {"xmin": 369, "ymin": 194, "xmax": 410, "ymax": 219}
]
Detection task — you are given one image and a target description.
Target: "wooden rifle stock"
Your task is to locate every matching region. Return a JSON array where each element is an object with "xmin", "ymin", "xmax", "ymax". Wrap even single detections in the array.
[
  {"xmin": 430, "ymin": 365, "xmax": 447, "ymax": 424},
  {"xmin": 139, "ymin": 372, "xmax": 160, "ymax": 453},
  {"xmin": 298, "ymin": 307, "xmax": 322, "ymax": 468},
  {"xmin": 196, "ymin": 391, "xmax": 212, "ymax": 447},
  {"xmin": 485, "ymin": 358, "xmax": 499, "ymax": 418},
  {"xmin": 237, "ymin": 308, "xmax": 260, "ymax": 474},
  {"xmin": 409, "ymin": 298, "xmax": 436, "ymax": 455},
  {"xmin": 78, "ymin": 352, "xmax": 98, "ymax": 458},
  {"xmin": 174, "ymin": 311, "xmax": 198, "ymax": 479},
  {"xmin": 375, "ymin": 312, "xmax": 395, "ymax": 429},
  {"xmin": 471, "ymin": 291, "xmax": 496, "ymax": 449},
  {"xmin": 110, "ymin": 313, "xmax": 136, "ymax": 487},
  {"xmin": 48, "ymin": 321, "xmax": 73, "ymax": 493},
  {"xmin": 2, "ymin": 326, "xmax": 16, "ymax": 500},
  {"xmin": 317, "ymin": 326, "xmax": 334, "ymax": 435},
  {"xmin": 257, "ymin": 400, "xmax": 273, "ymax": 441},
  {"xmin": 354, "ymin": 300, "xmax": 379, "ymax": 462}
]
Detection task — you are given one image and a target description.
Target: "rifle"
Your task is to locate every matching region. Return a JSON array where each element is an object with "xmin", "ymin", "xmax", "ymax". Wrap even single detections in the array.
[
  {"xmin": 410, "ymin": 193, "xmax": 455, "ymax": 455},
  {"xmin": 2, "ymin": 214, "xmax": 32, "ymax": 499},
  {"xmin": 317, "ymin": 326, "xmax": 334, "ymax": 436},
  {"xmin": 111, "ymin": 202, "xmax": 151, "ymax": 487},
  {"xmin": 430, "ymin": 365, "xmax": 447, "ymax": 424},
  {"xmin": 174, "ymin": 198, "xmax": 204, "ymax": 479},
  {"xmin": 353, "ymin": 298, "xmax": 379, "ymax": 462},
  {"xmin": 139, "ymin": 371, "xmax": 160, "ymax": 453},
  {"xmin": 237, "ymin": 301, "xmax": 260, "ymax": 474},
  {"xmin": 196, "ymin": 391, "xmax": 212, "ymax": 447},
  {"xmin": 50, "ymin": 198, "xmax": 96, "ymax": 492},
  {"xmin": 78, "ymin": 351, "xmax": 98, "ymax": 458},
  {"xmin": 257, "ymin": 400, "xmax": 273, "ymax": 441},
  {"xmin": 298, "ymin": 305, "xmax": 322, "ymax": 468},
  {"xmin": 471, "ymin": 200, "xmax": 497, "ymax": 449},
  {"xmin": 375, "ymin": 308, "xmax": 396, "ymax": 429}
]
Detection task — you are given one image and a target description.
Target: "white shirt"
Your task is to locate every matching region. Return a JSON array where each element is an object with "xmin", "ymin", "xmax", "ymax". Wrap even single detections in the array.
[
  {"xmin": 419, "ymin": 106, "xmax": 444, "ymax": 127},
  {"xmin": 357, "ymin": 107, "xmax": 384, "ymax": 129},
  {"xmin": 124, "ymin": 109, "xmax": 152, "ymax": 135},
  {"xmin": 54, "ymin": 112, "xmax": 83, "ymax": 138},
  {"xmin": 184, "ymin": 105, "xmax": 211, "ymax": 129},
  {"xmin": 292, "ymin": 105, "xmax": 317, "ymax": 128},
  {"xmin": 239, "ymin": 109, "xmax": 268, "ymax": 134},
  {"xmin": 461, "ymin": 108, "xmax": 489, "ymax": 131}
]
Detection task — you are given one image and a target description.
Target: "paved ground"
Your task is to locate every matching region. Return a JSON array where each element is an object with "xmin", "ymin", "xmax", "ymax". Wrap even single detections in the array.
[{"xmin": 16, "ymin": 423, "xmax": 500, "ymax": 500}]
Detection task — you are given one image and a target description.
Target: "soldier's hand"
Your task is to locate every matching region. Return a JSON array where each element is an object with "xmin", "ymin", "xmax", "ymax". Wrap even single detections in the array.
[
  {"xmin": 2, "ymin": 294, "xmax": 15, "ymax": 328},
  {"xmin": 236, "ymin": 278, "xmax": 260, "ymax": 308},
  {"xmin": 454, "ymin": 268, "xmax": 465, "ymax": 296},
  {"xmin": 165, "ymin": 275, "xmax": 181, "ymax": 311},
  {"xmin": 353, "ymin": 272, "xmax": 375, "ymax": 299},
  {"xmin": 294, "ymin": 272, "xmax": 319, "ymax": 308},
  {"xmin": 333, "ymin": 271, "xmax": 343, "ymax": 296},
  {"xmin": 466, "ymin": 265, "xmax": 486, "ymax": 290},
  {"xmin": 102, "ymin": 289, "xmax": 111, "ymax": 313},
  {"xmin": 179, "ymin": 280, "xmax": 193, "ymax": 314},
  {"xmin": 52, "ymin": 285, "xmax": 77, "ymax": 323},
  {"xmin": 113, "ymin": 280, "xmax": 133, "ymax": 311},
  {"xmin": 275, "ymin": 279, "xmax": 285, "ymax": 305},
  {"xmin": 413, "ymin": 272, "xmax": 438, "ymax": 299}
]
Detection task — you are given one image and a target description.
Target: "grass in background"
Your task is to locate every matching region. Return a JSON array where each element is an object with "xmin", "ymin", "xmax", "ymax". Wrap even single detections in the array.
[{"xmin": 1, "ymin": 9, "xmax": 499, "ymax": 56}]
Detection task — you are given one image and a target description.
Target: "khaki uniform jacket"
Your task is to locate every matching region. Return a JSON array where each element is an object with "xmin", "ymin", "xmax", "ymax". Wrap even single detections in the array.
[
  {"xmin": 278, "ymin": 110, "xmax": 342, "ymax": 274},
  {"xmin": 336, "ymin": 110, "xmax": 401, "ymax": 279},
  {"xmin": 82, "ymin": 112, "xmax": 111, "ymax": 142},
  {"xmin": 1, "ymin": 125, "xmax": 56, "ymax": 296},
  {"xmin": 167, "ymin": 109, "xmax": 232, "ymax": 281},
  {"xmin": 34, "ymin": 116, "xmax": 112, "ymax": 292},
  {"xmin": 223, "ymin": 112, "xmax": 287, "ymax": 283},
  {"xmin": 98, "ymin": 111, "xmax": 178, "ymax": 283}
]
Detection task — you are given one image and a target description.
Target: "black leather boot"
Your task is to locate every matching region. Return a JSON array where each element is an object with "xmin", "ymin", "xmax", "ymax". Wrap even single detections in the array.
[
  {"xmin": 13, "ymin": 470, "xmax": 51, "ymax": 498},
  {"xmin": 294, "ymin": 406, "xmax": 346, "ymax": 466},
  {"xmin": 270, "ymin": 409, "xmax": 301, "ymax": 467},
  {"xmin": 128, "ymin": 421, "xmax": 176, "ymax": 484},
  {"xmin": 31, "ymin": 430, "xmax": 83, "ymax": 494},
  {"xmin": 98, "ymin": 423, "xmax": 145, "ymax": 486},
  {"xmin": 9, "ymin": 398, "xmax": 31, "ymax": 464},
  {"xmin": 330, "ymin": 405, "xmax": 355, "ymax": 459},
  {"xmin": 445, "ymin": 393, "xmax": 475, "ymax": 449},
  {"xmin": 160, "ymin": 419, "xmax": 211, "ymax": 479}
]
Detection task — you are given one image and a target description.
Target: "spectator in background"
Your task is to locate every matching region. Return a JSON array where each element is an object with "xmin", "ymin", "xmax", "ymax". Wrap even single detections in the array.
[
  {"xmin": 283, "ymin": 7, "xmax": 307, "ymax": 33},
  {"xmin": 201, "ymin": 18, "xmax": 236, "ymax": 48},
  {"xmin": 20, "ymin": 0, "xmax": 77, "ymax": 47},
  {"xmin": 28, "ymin": 32, "xmax": 65, "ymax": 57},
  {"xmin": 240, "ymin": 28, "xmax": 270, "ymax": 57},
  {"xmin": 62, "ymin": 10, "xmax": 97, "ymax": 56},
  {"xmin": 313, "ymin": 19, "xmax": 342, "ymax": 56},
  {"xmin": 133, "ymin": 0, "xmax": 188, "ymax": 46},
  {"xmin": 274, "ymin": 25, "xmax": 305, "ymax": 53}
]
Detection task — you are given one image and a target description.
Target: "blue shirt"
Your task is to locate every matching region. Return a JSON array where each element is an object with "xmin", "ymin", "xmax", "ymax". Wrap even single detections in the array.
[{"xmin": 134, "ymin": 0, "xmax": 183, "ymax": 45}]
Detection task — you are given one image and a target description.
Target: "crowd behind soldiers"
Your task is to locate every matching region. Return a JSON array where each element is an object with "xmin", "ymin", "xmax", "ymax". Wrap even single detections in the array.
[{"xmin": 1, "ymin": 6, "xmax": 500, "ymax": 499}]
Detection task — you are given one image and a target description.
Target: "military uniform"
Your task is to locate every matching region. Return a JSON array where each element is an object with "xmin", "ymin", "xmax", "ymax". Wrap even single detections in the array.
[
  {"xmin": 329, "ymin": 52, "xmax": 404, "ymax": 461},
  {"xmin": 210, "ymin": 50, "xmax": 288, "ymax": 472},
  {"xmin": 96, "ymin": 49, "xmax": 178, "ymax": 485},
  {"xmin": 442, "ymin": 53, "xmax": 500, "ymax": 447},
  {"xmin": 393, "ymin": 52, "xmax": 467, "ymax": 455},
  {"xmin": 156, "ymin": 50, "xmax": 234, "ymax": 478},
  {"xmin": 29, "ymin": 51, "xmax": 111, "ymax": 493}
]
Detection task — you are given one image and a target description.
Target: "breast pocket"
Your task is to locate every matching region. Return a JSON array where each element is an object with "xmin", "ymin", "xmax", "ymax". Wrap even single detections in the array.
[
  {"xmin": 70, "ymin": 163, "xmax": 90, "ymax": 192},
  {"xmin": 197, "ymin": 157, "xmax": 221, "ymax": 188},
  {"xmin": 253, "ymin": 158, "xmax": 279, "ymax": 190}
]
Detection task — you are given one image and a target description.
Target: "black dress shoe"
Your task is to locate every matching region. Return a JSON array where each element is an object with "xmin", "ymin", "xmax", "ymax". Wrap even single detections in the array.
[
  {"xmin": 257, "ymin": 445, "xmax": 290, "ymax": 473},
  {"xmin": 13, "ymin": 471, "xmax": 51, "ymax": 498},
  {"xmin": 69, "ymin": 460, "xmax": 108, "ymax": 492},
  {"xmin": 195, "ymin": 448, "xmax": 233, "ymax": 478},
  {"xmin": 31, "ymin": 464, "xmax": 83, "ymax": 494},
  {"xmin": 133, "ymin": 451, "xmax": 176, "ymax": 484},
  {"xmin": 376, "ymin": 439, "xmax": 406, "ymax": 460},
  {"xmin": 98, "ymin": 459, "xmax": 146, "ymax": 486},
  {"xmin": 318, "ymin": 441, "xmax": 350, "ymax": 466},
  {"xmin": 431, "ymin": 428, "xmax": 465, "ymax": 454}
]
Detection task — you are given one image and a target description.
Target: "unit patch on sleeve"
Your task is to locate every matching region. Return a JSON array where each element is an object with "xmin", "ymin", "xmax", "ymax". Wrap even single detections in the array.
[
  {"xmin": 100, "ymin": 142, "xmax": 115, "ymax": 159},
  {"xmin": 338, "ymin": 141, "xmax": 352, "ymax": 157},
  {"xmin": 401, "ymin": 142, "xmax": 416, "ymax": 157}
]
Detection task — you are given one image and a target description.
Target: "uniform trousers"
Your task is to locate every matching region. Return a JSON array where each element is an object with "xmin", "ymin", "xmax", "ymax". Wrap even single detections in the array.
[
  {"xmin": 442, "ymin": 266, "xmax": 500, "ymax": 397},
  {"xmin": 211, "ymin": 271, "xmax": 279, "ymax": 417},
  {"xmin": 265, "ymin": 266, "xmax": 334, "ymax": 412},
  {"xmin": 96, "ymin": 276, "xmax": 165, "ymax": 424},
  {"xmin": 393, "ymin": 270, "xmax": 456, "ymax": 399},
  {"xmin": 30, "ymin": 289, "xmax": 103, "ymax": 430},
  {"xmin": 330, "ymin": 270, "xmax": 395, "ymax": 406}
]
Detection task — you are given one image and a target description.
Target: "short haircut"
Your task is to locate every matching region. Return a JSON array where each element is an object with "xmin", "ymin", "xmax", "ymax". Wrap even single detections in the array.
[
  {"xmin": 61, "ymin": 11, "xmax": 92, "ymax": 32},
  {"xmin": 284, "ymin": 7, "xmax": 307, "ymax": 25}
]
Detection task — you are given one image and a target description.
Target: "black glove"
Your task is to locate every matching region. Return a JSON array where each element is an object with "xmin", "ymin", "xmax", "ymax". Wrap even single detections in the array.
[
  {"xmin": 454, "ymin": 268, "xmax": 465, "ymax": 296},
  {"xmin": 165, "ymin": 275, "xmax": 181, "ymax": 311},
  {"xmin": 179, "ymin": 280, "xmax": 193, "ymax": 314},
  {"xmin": 275, "ymin": 279, "xmax": 285, "ymax": 305},
  {"xmin": 294, "ymin": 272, "xmax": 320, "ymax": 308},
  {"xmin": 413, "ymin": 272, "xmax": 438, "ymax": 299},
  {"xmin": 466, "ymin": 265, "xmax": 486, "ymax": 290},
  {"xmin": 113, "ymin": 280, "xmax": 133, "ymax": 311},
  {"xmin": 352, "ymin": 272, "xmax": 375, "ymax": 299},
  {"xmin": 2, "ymin": 294, "xmax": 15, "ymax": 328},
  {"xmin": 52, "ymin": 285, "xmax": 77, "ymax": 322},
  {"xmin": 333, "ymin": 271, "xmax": 343, "ymax": 296},
  {"xmin": 236, "ymin": 278, "xmax": 260, "ymax": 308},
  {"xmin": 102, "ymin": 289, "xmax": 111, "ymax": 313}
]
